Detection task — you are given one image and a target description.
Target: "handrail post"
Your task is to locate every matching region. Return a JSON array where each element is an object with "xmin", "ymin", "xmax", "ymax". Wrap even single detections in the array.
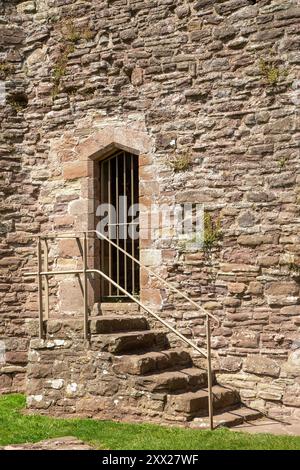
[
  {"xmin": 206, "ymin": 315, "xmax": 214, "ymax": 430},
  {"xmin": 37, "ymin": 236, "xmax": 44, "ymax": 339},
  {"xmin": 82, "ymin": 232, "xmax": 89, "ymax": 340},
  {"xmin": 43, "ymin": 238, "xmax": 49, "ymax": 321}
]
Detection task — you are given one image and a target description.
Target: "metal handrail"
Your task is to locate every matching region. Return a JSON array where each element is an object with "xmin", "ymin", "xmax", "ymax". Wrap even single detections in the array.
[
  {"xmin": 24, "ymin": 232, "xmax": 215, "ymax": 430},
  {"xmin": 89, "ymin": 229, "xmax": 219, "ymax": 325},
  {"xmin": 25, "ymin": 268, "xmax": 209, "ymax": 358}
]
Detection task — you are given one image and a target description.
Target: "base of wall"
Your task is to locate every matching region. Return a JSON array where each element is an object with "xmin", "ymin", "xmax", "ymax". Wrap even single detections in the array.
[
  {"xmin": 0, "ymin": 370, "xmax": 26, "ymax": 395},
  {"xmin": 24, "ymin": 316, "xmax": 300, "ymax": 426}
]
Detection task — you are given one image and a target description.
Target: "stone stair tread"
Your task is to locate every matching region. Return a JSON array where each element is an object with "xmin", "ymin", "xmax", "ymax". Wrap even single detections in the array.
[
  {"xmin": 94, "ymin": 329, "xmax": 168, "ymax": 353},
  {"xmin": 190, "ymin": 407, "xmax": 262, "ymax": 429},
  {"xmin": 113, "ymin": 348, "xmax": 192, "ymax": 375},
  {"xmin": 90, "ymin": 315, "xmax": 149, "ymax": 333},
  {"xmin": 97, "ymin": 329, "xmax": 166, "ymax": 339},
  {"xmin": 134, "ymin": 367, "xmax": 208, "ymax": 392},
  {"xmin": 93, "ymin": 302, "xmax": 140, "ymax": 316},
  {"xmin": 167, "ymin": 385, "xmax": 240, "ymax": 415}
]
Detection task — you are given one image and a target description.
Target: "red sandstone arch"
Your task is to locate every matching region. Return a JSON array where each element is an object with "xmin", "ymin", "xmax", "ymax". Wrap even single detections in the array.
[{"xmin": 76, "ymin": 126, "xmax": 152, "ymax": 161}]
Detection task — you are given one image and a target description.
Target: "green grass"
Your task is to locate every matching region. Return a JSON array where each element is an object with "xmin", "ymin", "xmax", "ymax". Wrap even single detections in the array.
[{"xmin": 0, "ymin": 394, "xmax": 300, "ymax": 450}]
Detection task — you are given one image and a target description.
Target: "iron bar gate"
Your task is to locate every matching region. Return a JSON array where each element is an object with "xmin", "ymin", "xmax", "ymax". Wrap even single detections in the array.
[{"xmin": 99, "ymin": 151, "xmax": 139, "ymax": 300}]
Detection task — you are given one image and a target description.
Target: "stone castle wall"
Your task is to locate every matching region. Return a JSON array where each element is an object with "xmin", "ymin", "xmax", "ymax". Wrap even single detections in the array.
[
  {"xmin": 0, "ymin": 0, "xmax": 299, "ymax": 418},
  {"xmin": 0, "ymin": 0, "xmax": 29, "ymax": 393}
]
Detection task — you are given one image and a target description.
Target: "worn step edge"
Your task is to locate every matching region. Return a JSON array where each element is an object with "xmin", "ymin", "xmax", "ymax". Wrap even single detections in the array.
[
  {"xmin": 91, "ymin": 330, "xmax": 169, "ymax": 353},
  {"xmin": 133, "ymin": 367, "xmax": 209, "ymax": 393},
  {"xmin": 112, "ymin": 348, "xmax": 193, "ymax": 375},
  {"xmin": 90, "ymin": 315, "xmax": 149, "ymax": 334},
  {"xmin": 166, "ymin": 385, "xmax": 240, "ymax": 415},
  {"xmin": 93, "ymin": 302, "xmax": 140, "ymax": 315},
  {"xmin": 189, "ymin": 407, "xmax": 262, "ymax": 429}
]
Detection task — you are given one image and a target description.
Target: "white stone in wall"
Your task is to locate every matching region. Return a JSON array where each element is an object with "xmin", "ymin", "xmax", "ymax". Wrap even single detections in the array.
[
  {"xmin": 47, "ymin": 379, "xmax": 64, "ymax": 390},
  {"xmin": 140, "ymin": 249, "xmax": 162, "ymax": 267},
  {"xmin": 17, "ymin": 2, "xmax": 36, "ymax": 14}
]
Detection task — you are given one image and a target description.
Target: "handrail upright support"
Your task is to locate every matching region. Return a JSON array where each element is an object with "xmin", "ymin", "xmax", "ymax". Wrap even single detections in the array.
[
  {"xmin": 82, "ymin": 233, "xmax": 89, "ymax": 340},
  {"xmin": 43, "ymin": 238, "xmax": 49, "ymax": 321},
  {"xmin": 206, "ymin": 316, "xmax": 214, "ymax": 431},
  {"xmin": 37, "ymin": 236, "xmax": 44, "ymax": 339}
]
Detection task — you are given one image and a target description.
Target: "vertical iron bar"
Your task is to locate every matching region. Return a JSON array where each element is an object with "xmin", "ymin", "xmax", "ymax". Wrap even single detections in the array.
[
  {"xmin": 206, "ymin": 316, "xmax": 214, "ymax": 431},
  {"xmin": 99, "ymin": 161, "xmax": 102, "ymax": 296},
  {"xmin": 43, "ymin": 238, "xmax": 49, "ymax": 321},
  {"xmin": 116, "ymin": 154, "xmax": 120, "ymax": 295},
  {"xmin": 100, "ymin": 162, "xmax": 104, "ymax": 297},
  {"xmin": 37, "ymin": 236, "xmax": 44, "ymax": 339},
  {"xmin": 83, "ymin": 232, "xmax": 89, "ymax": 340},
  {"xmin": 124, "ymin": 153, "xmax": 127, "ymax": 293},
  {"xmin": 131, "ymin": 154, "xmax": 135, "ymax": 296},
  {"xmin": 108, "ymin": 159, "xmax": 112, "ymax": 296}
]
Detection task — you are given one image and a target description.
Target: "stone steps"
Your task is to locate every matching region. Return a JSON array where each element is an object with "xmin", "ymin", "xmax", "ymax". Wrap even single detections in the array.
[
  {"xmin": 113, "ymin": 348, "xmax": 192, "ymax": 375},
  {"xmin": 133, "ymin": 367, "xmax": 209, "ymax": 393},
  {"xmin": 93, "ymin": 302, "xmax": 140, "ymax": 316},
  {"xmin": 27, "ymin": 303, "xmax": 263, "ymax": 428},
  {"xmin": 90, "ymin": 315, "xmax": 149, "ymax": 334},
  {"xmin": 94, "ymin": 330, "xmax": 168, "ymax": 354},
  {"xmin": 89, "ymin": 304, "xmax": 262, "ymax": 427},
  {"xmin": 166, "ymin": 385, "xmax": 240, "ymax": 417},
  {"xmin": 190, "ymin": 407, "xmax": 262, "ymax": 429}
]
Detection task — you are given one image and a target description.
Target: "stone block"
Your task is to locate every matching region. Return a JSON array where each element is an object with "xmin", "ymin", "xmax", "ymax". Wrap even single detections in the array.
[
  {"xmin": 283, "ymin": 384, "xmax": 300, "ymax": 408},
  {"xmin": 231, "ymin": 330, "xmax": 259, "ymax": 349},
  {"xmin": 257, "ymin": 383, "xmax": 283, "ymax": 401},
  {"xmin": 131, "ymin": 67, "xmax": 143, "ymax": 86},
  {"xmin": 265, "ymin": 282, "xmax": 299, "ymax": 297},
  {"xmin": 58, "ymin": 278, "xmax": 84, "ymax": 315},
  {"xmin": 17, "ymin": 1, "xmax": 36, "ymax": 14},
  {"xmin": 63, "ymin": 162, "xmax": 88, "ymax": 180},
  {"xmin": 140, "ymin": 249, "xmax": 162, "ymax": 267},
  {"xmin": 76, "ymin": 397, "xmax": 112, "ymax": 413},
  {"xmin": 58, "ymin": 239, "xmax": 82, "ymax": 258},
  {"xmin": 280, "ymin": 306, "xmax": 300, "ymax": 316},
  {"xmin": 228, "ymin": 283, "xmax": 246, "ymax": 294},
  {"xmin": 219, "ymin": 356, "xmax": 242, "ymax": 372},
  {"xmin": 244, "ymin": 355, "xmax": 280, "ymax": 378},
  {"xmin": 0, "ymin": 374, "xmax": 12, "ymax": 391}
]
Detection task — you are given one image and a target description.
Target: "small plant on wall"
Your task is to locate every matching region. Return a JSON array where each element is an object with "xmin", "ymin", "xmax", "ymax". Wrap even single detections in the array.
[
  {"xmin": 0, "ymin": 62, "xmax": 15, "ymax": 79},
  {"xmin": 288, "ymin": 262, "xmax": 300, "ymax": 281},
  {"xmin": 203, "ymin": 212, "xmax": 223, "ymax": 252},
  {"xmin": 52, "ymin": 44, "xmax": 75, "ymax": 98},
  {"xmin": 259, "ymin": 58, "xmax": 288, "ymax": 87},
  {"xmin": 169, "ymin": 152, "xmax": 191, "ymax": 172},
  {"xmin": 51, "ymin": 18, "xmax": 94, "ymax": 100}
]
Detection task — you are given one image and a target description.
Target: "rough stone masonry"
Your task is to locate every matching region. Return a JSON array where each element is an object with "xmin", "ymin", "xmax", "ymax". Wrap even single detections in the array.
[{"xmin": 0, "ymin": 0, "xmax": 299, "ymax": 421}]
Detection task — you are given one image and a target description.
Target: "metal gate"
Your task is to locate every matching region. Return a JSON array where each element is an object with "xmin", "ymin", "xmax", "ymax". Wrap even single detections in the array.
[{"xmin": 99, "ymin": 151, "xmax": 139, "ymax": 300}]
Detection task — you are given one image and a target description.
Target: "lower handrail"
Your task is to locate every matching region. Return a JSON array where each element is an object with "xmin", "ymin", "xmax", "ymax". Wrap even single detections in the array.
[
  {"xmin": 25, "ymin": 266, "xmax": 208, "ymax": 358},
  {"xmin": 90, "ymin": 268, "xmax": 208, "ymax": 358},
  {"xmin": 89, "ymin": 229, "xmax": 220, "ymax": 326}
]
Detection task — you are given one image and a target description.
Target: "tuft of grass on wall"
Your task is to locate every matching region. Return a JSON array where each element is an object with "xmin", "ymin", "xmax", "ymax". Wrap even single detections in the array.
[
  {"xmin": 0, "ymin": 62, "xmax": 15, "ymax": 79},
  {"xmin": 169, "ymin": 153, "xmax": 191, "ymax": 172},
  {"xmin": 259, "ymin": 58, "xmax": 288, "ymax": 87},
  {"xmin": 203, "ymin": 212, "xmax": 223, "ymax": 251}
]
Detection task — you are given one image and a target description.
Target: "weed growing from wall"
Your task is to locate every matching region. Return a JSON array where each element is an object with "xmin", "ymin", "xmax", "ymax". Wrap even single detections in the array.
[
  {"xmin": 203, "ymin": 213, "xmax": 223, "ymax": 252},
  {"xmin": 169, "ymin": 153, "xmax": 191, "ymax": 172},
  {"xmin": 259, "ymin": 58, "xmax": 288, "ymax": 87},
  {"xmin": 0, "ymin": 62, "xmax": 15, "ymax": 79},
  {"xmin": 51, "ymin": 18, "xmax": 94, "ymax": 99}
]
